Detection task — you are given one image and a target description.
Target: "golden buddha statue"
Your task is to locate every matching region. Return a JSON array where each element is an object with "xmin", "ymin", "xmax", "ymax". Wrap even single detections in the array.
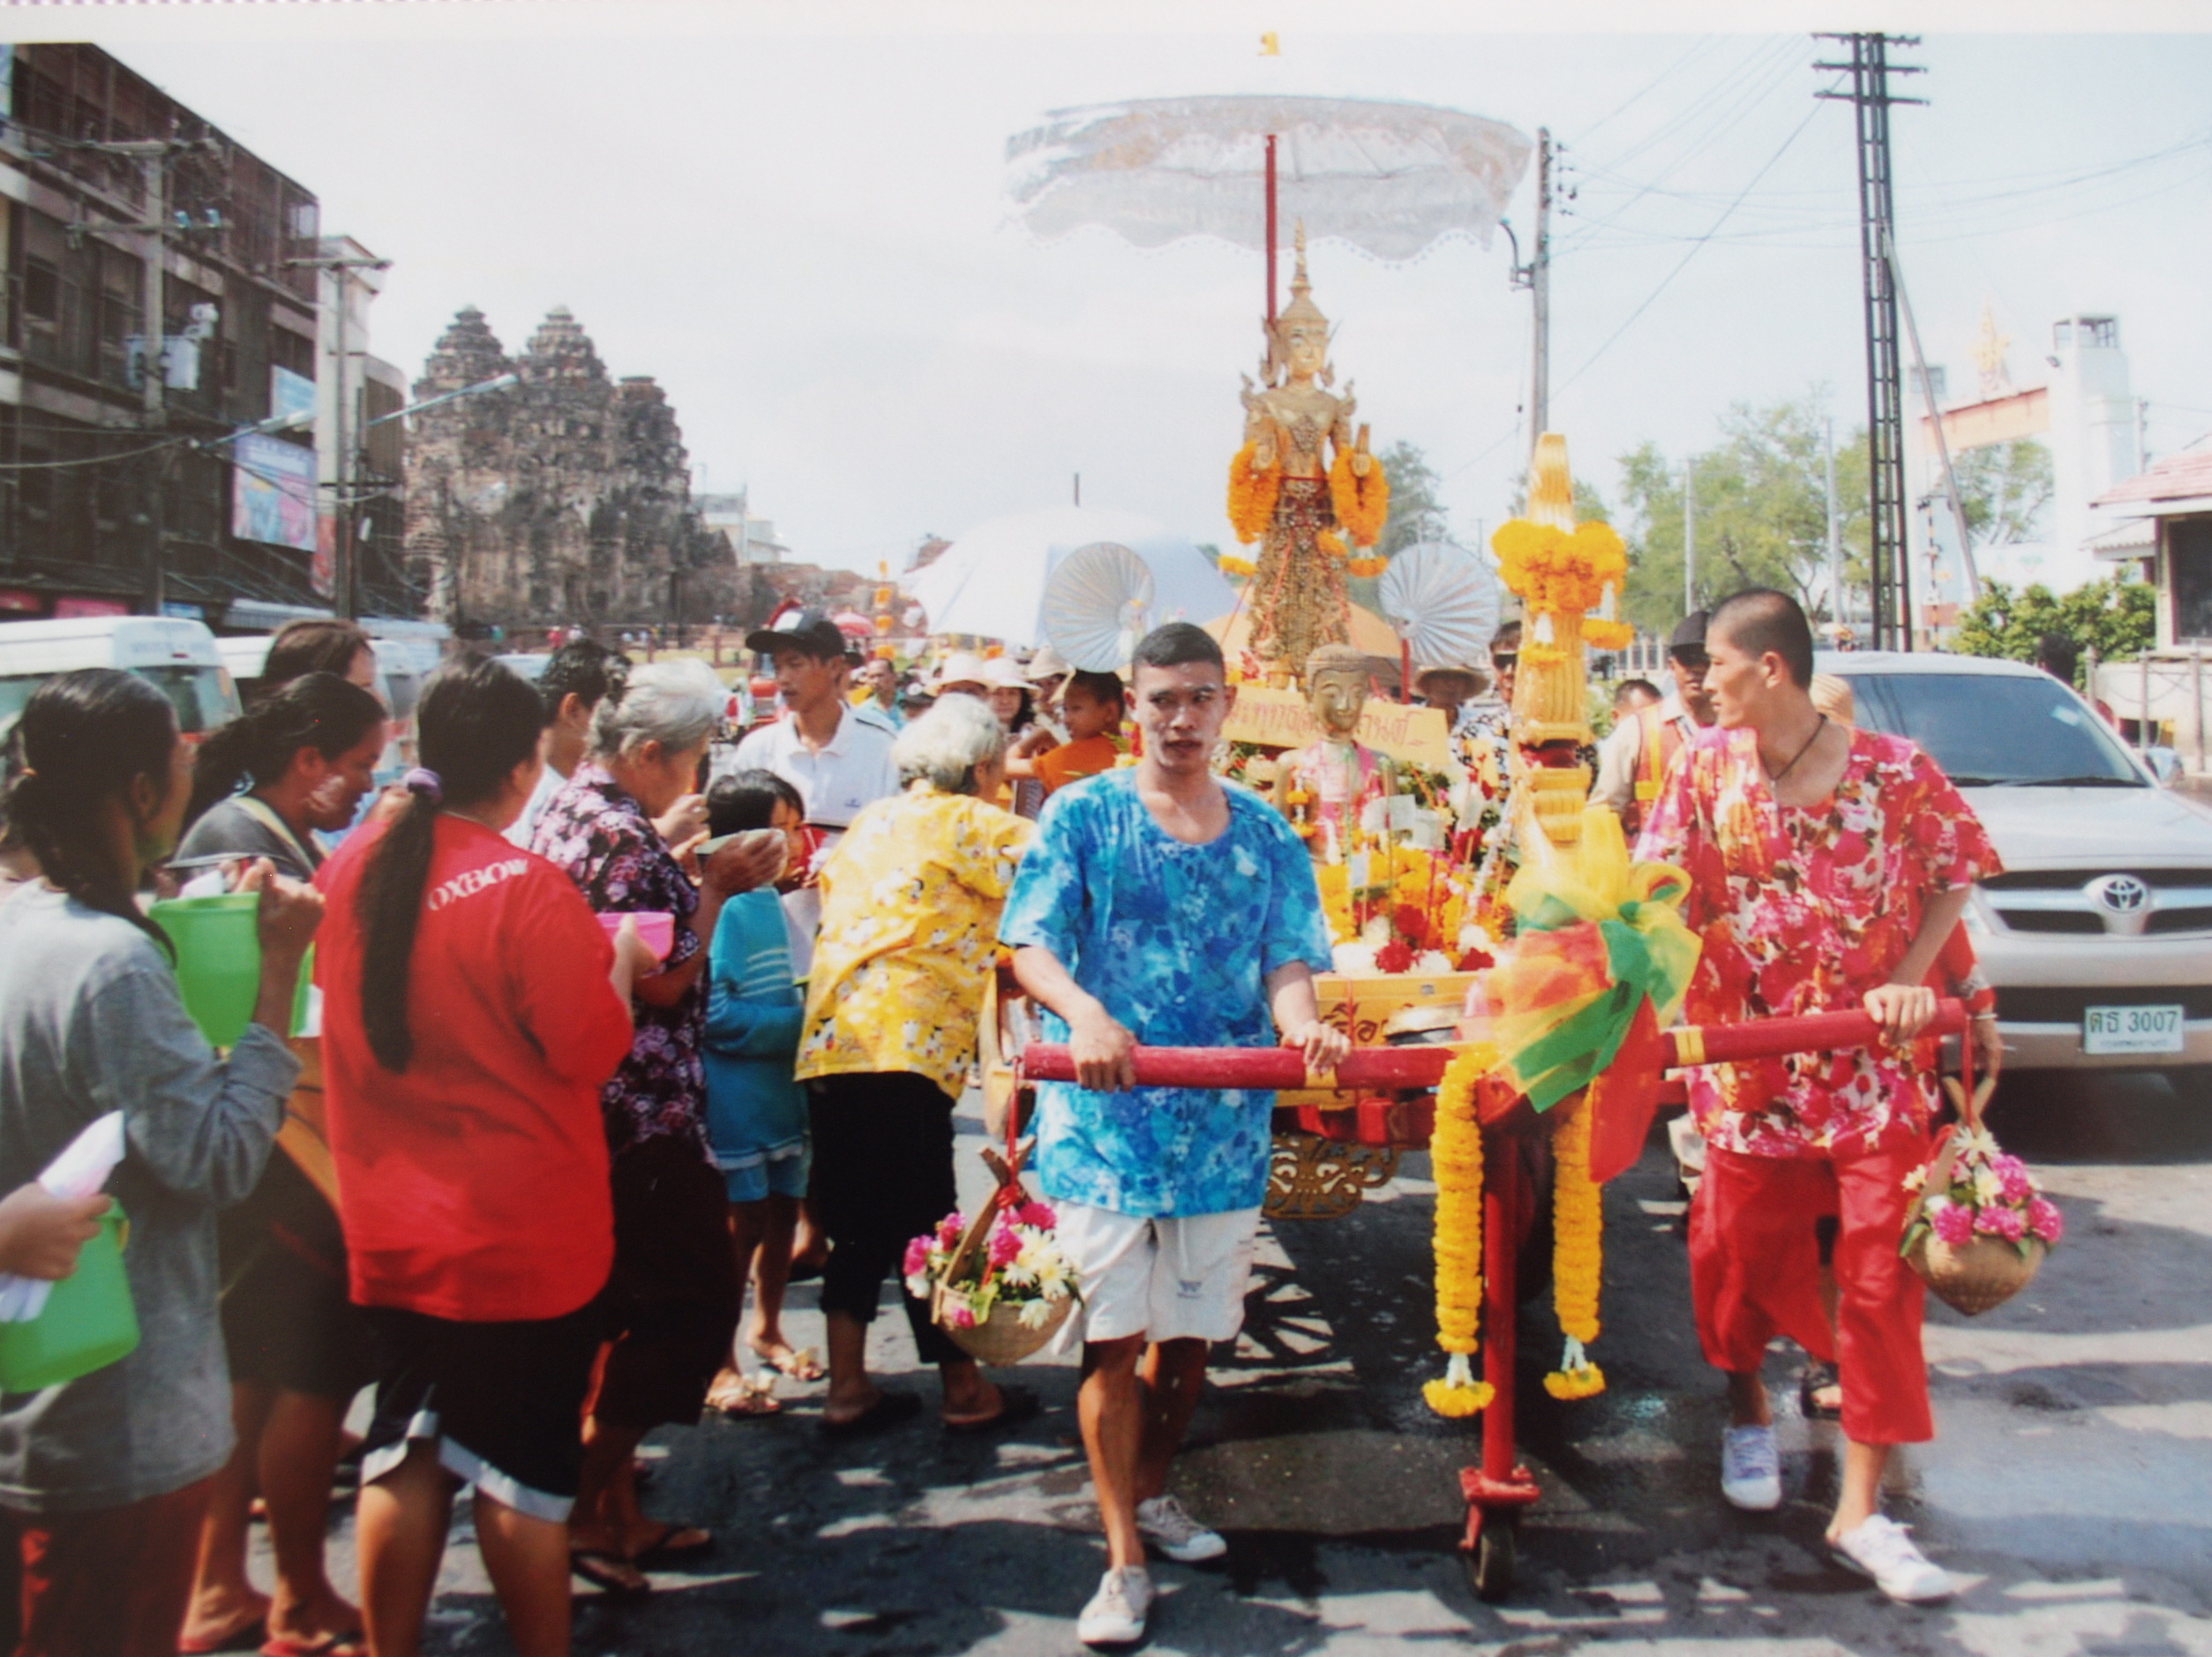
[
  {"xmin": 1228, "ymin": 226, "xmax": 1389, "ymax": 676},
  {"xmin": 1278, "ymin": 643, "xmax": 1397, "ymax": 859}
]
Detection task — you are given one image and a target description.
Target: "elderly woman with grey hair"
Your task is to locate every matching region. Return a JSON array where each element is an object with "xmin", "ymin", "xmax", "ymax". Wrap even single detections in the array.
[
  {"xmin": 794, "ymin": 694, "xmax": 1037, "ymax": 1434},
  {"xmin": 531, "ymin": 659, "xmax": 784, "ymax": 1593}
]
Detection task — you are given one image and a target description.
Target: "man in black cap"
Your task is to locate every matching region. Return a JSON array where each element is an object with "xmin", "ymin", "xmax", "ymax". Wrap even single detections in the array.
[{"xmin": 1593, "ymin": 609, "xmax": 1718, "ymax": 836}]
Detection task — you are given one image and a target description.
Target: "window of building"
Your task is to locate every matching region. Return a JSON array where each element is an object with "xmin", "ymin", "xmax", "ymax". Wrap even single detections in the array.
[{"xmin": 2173, "ymin": 520, "xmax": 2212, "ymax": 645}]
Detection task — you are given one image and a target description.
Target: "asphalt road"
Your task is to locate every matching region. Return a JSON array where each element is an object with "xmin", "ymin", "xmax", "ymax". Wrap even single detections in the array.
[{"xmin": 308, "ymin": 1069, "xmax": 2212, "ymax": 1655}]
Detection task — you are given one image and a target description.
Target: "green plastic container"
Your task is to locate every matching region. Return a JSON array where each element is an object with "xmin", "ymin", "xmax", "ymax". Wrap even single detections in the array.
[
  {"xmin": 0, "ymin": 1209, "xmax": 139, "ymax": 1393},
  {"xmin": 150, "ymin": 893, "xmax": 262, "ymax": 1049}
]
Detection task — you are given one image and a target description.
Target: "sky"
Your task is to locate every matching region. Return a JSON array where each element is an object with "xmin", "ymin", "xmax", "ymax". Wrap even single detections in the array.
[{"xmin": 39, "ymin": 2, "xmax": 2212, "ymax": 576}]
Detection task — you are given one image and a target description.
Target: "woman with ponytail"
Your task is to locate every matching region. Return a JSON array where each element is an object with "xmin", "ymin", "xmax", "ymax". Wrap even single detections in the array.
[
  {"xmin": 312, "ymin": 659, "xmax": 651, "ymax": 1657},
  {"xmin": 172, "ymin": 670, "xmax": 385, "ymax": 1657},
  {"xmin": 0, "ymin": 669, "xmax": 321, "ymax": 1657}
]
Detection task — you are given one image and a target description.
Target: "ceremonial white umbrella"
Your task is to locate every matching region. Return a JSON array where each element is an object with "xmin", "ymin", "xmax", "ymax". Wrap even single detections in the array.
[
  {"xmin": 1006, "ymin": 94, "xmax": 1533, "ymax": 315},
  {"xmin": 906, "ymin": 507, "xmax": 1238, "ymax": 671}
]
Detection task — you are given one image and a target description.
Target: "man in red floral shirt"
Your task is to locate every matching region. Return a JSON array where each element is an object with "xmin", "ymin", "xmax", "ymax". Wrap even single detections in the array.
[{"xmin": 1638, "ymin": 589, "xmax": 1999, "ymax": 1605}]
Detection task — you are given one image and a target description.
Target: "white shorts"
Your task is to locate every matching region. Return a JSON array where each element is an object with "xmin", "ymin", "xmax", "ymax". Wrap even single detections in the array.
[{"xmin": 1056, "ymin": 1203, "xmax": 1263, "ymax": 1347}]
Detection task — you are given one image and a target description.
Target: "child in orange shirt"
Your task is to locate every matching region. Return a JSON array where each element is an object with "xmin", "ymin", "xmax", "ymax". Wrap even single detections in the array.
[{"xmin": 1033, "ymin": 671, "xmax": 1126, "ymax": 796}]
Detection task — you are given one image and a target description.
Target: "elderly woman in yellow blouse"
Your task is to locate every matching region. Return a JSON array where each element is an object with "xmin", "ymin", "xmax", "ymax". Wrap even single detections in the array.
[{"xmin": 795, "ymin": 694, "xmax": 1034, "ymax": 1434}]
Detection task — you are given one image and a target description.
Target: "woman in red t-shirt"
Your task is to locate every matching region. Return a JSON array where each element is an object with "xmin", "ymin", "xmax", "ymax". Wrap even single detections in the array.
[{"xmin": 315, "ymin": 659, "xmax": 652, "ymax": 1657}]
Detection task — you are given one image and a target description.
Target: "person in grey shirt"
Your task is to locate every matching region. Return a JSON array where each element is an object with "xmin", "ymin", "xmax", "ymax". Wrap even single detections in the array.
[{"xmin": 0, "ymin": 670, "xmax": 319, "ymax": 1657}]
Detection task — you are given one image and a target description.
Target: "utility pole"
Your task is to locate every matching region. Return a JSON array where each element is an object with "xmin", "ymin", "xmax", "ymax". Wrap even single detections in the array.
[
  {"xmin": 285, "ymin": 249, "xmax": 391, "ymax": 619},
  {"xmin": 1529, "ymin": 126, "xmax": 1552, "ymax": 460},
  {"xmin": 1890, "ymin": 233, "xmax": 1980, "ymax": 605},
  {"xmin": 1683, "ymin": 456, "xmax": 1696, "ymax": 617},
  {"xmin": 1817, "ymin": 33, "xmax": 1924, "ymax": 651},
  {"xmin": 1824, "ymin": 416, "xmax": 1844, "ymax": 631}
]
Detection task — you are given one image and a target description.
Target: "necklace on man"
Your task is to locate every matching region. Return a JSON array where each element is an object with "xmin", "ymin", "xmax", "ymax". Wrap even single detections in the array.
[{"xmin": 1767, "ymin": 714, "xmax": 1828, "ymax": 786}]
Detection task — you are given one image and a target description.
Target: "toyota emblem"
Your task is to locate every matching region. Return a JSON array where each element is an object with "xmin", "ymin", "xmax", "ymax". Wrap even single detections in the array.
[{"xmin": 2090, "ymin": 874, "xmax": 2151, "ymax": 915}]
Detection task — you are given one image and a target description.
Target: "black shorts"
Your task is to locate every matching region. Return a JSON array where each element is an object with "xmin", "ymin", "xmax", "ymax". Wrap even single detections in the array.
[
  {"xmin": 219, "ymin": 1151, "xmax": 375, "ymax": 1399},
  {"xmin": 359, "ymin": 1295, "xmax": 604, "ymax": 1523}
]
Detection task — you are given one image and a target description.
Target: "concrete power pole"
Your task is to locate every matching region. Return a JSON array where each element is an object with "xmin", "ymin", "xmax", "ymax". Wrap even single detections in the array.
[{"xmin": 1528, "ymin": 127, "xmax": 1552, "ymax": 460}]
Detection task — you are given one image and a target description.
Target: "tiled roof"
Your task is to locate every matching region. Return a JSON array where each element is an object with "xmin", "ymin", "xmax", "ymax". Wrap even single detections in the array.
[{"xmin": 2095, "ymin": 446, "xmax": 2212, "ymax": 508}]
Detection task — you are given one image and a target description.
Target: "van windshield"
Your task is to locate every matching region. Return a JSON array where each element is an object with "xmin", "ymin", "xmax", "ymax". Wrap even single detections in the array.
[
  {"xmin": 1848, "ymin": 671, "xmax": 2145, "ymax": 787},
  {"xmin": 0, "ymin": 664, "xmax": 238, "ymax": 745}
]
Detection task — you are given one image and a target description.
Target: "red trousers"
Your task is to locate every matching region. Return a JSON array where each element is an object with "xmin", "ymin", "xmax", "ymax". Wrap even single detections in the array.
[
  {"xmin": 1689, "ymin": 1136, "xmax": 1933, "ymax": 1446},
  {"xmin": 0, "ymin": 1477, "xmax": 213, "ymax": 1657}
]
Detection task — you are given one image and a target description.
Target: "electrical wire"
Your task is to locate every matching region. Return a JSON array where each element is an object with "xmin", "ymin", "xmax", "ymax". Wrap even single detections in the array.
[{"xmin": 1569, "ymin": 35, "xmax": 1720, "ymax": 146}]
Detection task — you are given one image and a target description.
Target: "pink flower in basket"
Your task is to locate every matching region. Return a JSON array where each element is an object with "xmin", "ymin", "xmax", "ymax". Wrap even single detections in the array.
[
  {"xmin": 902, "ymin": 1236, "xmax": 931, "ymax": 1279},
  {"xmin": 2028, "ymin": 1196, "xmax": 2066, "ymax": 1244},
  {"xmin": 1991, "ymin": 1154, "xmax": 2032, "ymax": 1203},
  {"xmin": 987, "ymin": 1225, "xmax": 1024, "ymax": 1269},
  {"xmin": 1931, "ymin": 1202, "xmax": 1976, "ymax": 1247},
  {"xmin": 1016, "ymin": 1200, "xmax": 1058, "ymax": 1231},
  {"xmin": 935, "ymin": 1212, "xmax": 967, "ymax": 1250},
  {"xmin": 1976, "ymin": 1203, "xmax": 2027, "ymax": 1242},
  {"xmin": 947, "ymin": 1300, "xmax": 978, "ymax": 1329}
]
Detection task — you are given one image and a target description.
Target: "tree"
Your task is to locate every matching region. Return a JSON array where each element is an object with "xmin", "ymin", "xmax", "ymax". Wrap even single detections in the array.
[
  {"xmin": 1377, "ymin": 440, "xmax": 1444, "ymax": 558},
  {"xmin": 1613, "ymin": 396, "xmax": 1871, "ymax": 635},
  {"xmin": 1951, "ymin": 574, "xmax": 2155, "ymax": 688},
  {"xmin": 1952, "ymin": 439, "xmax": 2053, "ymax": 549}
]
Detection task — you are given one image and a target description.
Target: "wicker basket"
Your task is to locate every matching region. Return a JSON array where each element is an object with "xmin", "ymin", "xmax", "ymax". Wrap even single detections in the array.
[
  {"xmin": 931, "ymin": 1283, "xmax": 1074, "ymax": 1366},
  {"xmin": 1906, "ymin": 1233, "xmax": 2046, "ymax": 1317}
]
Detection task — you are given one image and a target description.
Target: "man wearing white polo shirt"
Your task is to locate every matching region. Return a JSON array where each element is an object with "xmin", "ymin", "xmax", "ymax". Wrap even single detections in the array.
[{"xmin": 733, "ymin": 611, "xmax": 900, "ymax": 976}]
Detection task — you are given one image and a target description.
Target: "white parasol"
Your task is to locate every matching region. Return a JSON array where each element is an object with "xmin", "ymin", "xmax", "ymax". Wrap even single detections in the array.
[
  {"xmin": 1376, "ymin": 539, "xmax": 1503, "ymax": 669},
  {"xmin": 907, "ymin": 507, "xmax": 1236, "ymax": 668},
  {"xmin": 1006, "ymin": 95, "xmax": 1533, "ymax": 263}
]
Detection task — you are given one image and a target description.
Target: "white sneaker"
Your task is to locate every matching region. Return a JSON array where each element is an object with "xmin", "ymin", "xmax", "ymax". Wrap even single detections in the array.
[
  {"xmin": 1136, "ymin": 1494, "xmax": 1227, "ymax": 1563},
  {"xmin": 1721, "ymin": 1423, "xmax": 1781, "ymax": 1511},
  {"xmin": 1829, "ymin": 1513, "xmax": 1955, "ymax": 1603},
  {"xmin": 1076, "ymin": 1565, "xmax": 1154, "ymax": 1647}
]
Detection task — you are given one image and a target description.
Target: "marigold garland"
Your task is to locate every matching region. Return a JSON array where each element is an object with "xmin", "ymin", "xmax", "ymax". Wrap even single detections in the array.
[
  {"xmin": 1542, "ymin": 1094, "xmax": 1607, "ymax": 1400},
  {"xmin": 1490, "ymin": 519, "xmax": 1629, "ymax": 617},
  {"xmin": 1219, "ymin": 554, "xmax": 1256, "ymax": 578},
  {"xmin": 1227, "ymin": 444, "xmax": 1283, "ymax": 544},
  {"xmin": 1424, "ymin": 1043, "xmax": 1498, "ymax": 1418},
  {"xmin": 1329, "ymin": 447, "xmax": 1391, "ymax": 548}
]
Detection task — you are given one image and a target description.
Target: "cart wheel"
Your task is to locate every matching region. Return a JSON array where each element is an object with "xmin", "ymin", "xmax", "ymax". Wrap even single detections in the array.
[{"xmin": 1465, "ymin": 1517, "xmax": 1517, "ymax": 1601}]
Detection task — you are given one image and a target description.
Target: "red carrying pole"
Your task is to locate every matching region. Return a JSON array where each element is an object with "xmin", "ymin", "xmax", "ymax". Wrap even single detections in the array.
[{"xmin": 1265, "ymin": 134, "xmax": 1279, "ymax": 328}]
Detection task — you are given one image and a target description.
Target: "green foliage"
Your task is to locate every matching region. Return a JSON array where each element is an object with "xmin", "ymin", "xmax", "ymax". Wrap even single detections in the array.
[
  {"xmin": 1378, "ymin": 440, "xmax": 1444, "ymax": 559},
  {"xmin": 1953, "ymin": 440, "xmax": 2054, "ymax": 549},
  {"xmin": 1951, "ymin": 575, "xmax": 2156, "ymax": 686},
  {"xmin": 1613, "ymin": 395, "xmax": 1869, "ymax": 636}
]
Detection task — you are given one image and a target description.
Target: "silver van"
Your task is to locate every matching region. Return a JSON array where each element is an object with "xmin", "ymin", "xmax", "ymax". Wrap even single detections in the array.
[{"xmin": 0, "ymin": 616, "xmax": 241, "ymax": 746}]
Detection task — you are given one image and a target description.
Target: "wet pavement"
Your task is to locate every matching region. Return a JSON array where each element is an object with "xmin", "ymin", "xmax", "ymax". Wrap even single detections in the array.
[{"xmin": 307, "ymin": 1069, "xmax": 2212, "ymax": 1654}]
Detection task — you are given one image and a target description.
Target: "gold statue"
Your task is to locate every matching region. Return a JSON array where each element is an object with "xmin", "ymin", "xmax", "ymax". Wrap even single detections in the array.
[
  {"xmin": 1228, "ymin": 225, "xmax": 1390, "ymax": 675},
  {"xmin": 1278, "ymin": 643, "xmax": 1397, "ymax": 858}
]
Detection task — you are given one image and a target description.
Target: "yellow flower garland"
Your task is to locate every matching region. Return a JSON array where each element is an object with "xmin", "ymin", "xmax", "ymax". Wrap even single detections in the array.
[
  {"xmin": 1543, "ymin": 1094, "xmax": 1607, "ymax": 1400},
  {"xmin": 1219, "ymin": 554, "xmax": 1256, "ymax": 578},
  {"xmin": 1227, "ymin": 444, "xmax": 1282, "ymax": 544},
  {"xmin": 1424, "ymin": 1043, "xmax": 1498, "ymax": 1418},
  {"xmin": 1329, "ymin": 447, "xmax": 1391, "ymax": 548},
  {"xmin": 1491, "ymin": 519, "xmax": 1629, "ymax": 616}
]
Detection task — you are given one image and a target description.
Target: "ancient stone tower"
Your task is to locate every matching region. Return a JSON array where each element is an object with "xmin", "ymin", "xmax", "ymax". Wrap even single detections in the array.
[{"xmin": 405, "ymin": 305, "xmax": 736, "ymax": 634}]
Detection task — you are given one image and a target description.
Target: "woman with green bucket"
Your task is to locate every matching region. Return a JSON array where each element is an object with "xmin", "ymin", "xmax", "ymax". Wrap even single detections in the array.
[
  {"xmin": 0, "ymin": 668, "xmax": 321, "ymax": 1657},
  {"xmin": 169, "ymin": 671, "xmax": 387, "ymax": 1657}
]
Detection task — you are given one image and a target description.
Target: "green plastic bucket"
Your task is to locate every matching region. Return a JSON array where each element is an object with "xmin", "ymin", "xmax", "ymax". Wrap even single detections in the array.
[
  {"xmin": 0, "ymin": 1208, "xmax": 139, "ymax": 1393},
  {"xmin": 151, "ymin": 893, "xmax": 261, "ymax": 1049}
]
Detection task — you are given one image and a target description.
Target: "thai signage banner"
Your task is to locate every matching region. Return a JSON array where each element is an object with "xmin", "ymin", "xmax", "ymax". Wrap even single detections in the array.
[
  {"xmin": 230, "ymin": 433, "xmax": 319, "ymax": 555},
  {"xmin": 1221, "ymin": 684, "xmax": 1454, "ymax": 770}
]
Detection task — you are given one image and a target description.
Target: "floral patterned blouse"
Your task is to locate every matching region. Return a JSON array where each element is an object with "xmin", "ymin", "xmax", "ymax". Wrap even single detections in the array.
[
  {"xmin": 794, "ymin": 785, "xmax": 1033, "ymax": 1101},
  {"xmin": 531, "ymin": 762, "xmax": 709, "ymax": 1160},
  {"xmin": 1637, "ymin": 725, "xmax": 1999, "ymax": 1158}
]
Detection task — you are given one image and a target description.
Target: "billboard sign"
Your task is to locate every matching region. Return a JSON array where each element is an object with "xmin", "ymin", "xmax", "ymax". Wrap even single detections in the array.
[
  {"xmin": 230, "ymin": 433, "xmax": 319, "ymax": 555},
  {"xmin": 270, "ymin": 365, "xmax": 315, "ymax": 426}
]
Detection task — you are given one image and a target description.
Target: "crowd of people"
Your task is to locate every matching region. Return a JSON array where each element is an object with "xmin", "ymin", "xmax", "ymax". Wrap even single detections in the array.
[{"xmin": 0, "ymin": 583, "xmax": 2042, "ymax": 1651}]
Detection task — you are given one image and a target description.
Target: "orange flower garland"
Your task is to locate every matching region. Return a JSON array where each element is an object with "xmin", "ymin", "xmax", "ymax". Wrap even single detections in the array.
[
  {"xmin": 1329, "ymin": 447, "xmax": 1391, "ymax": 548},
  {"xmin": 1490, "ymin": 519, "xmax": 1628, "ymax": 617},
  {"xmin": 1227, "ymin": 444, "xmax": 1282, "ymax": 544},
  {"xmin": 1423, "ymin": 1042, "xmax": 1498, "ymax": 1419},
  {"xmin": 1543, "ymin": 1094, "xmax": 1607, "ymax": 1400}
]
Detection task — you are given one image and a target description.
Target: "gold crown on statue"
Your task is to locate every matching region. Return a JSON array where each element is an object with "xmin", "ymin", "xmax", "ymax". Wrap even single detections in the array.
[{"xmin": 1263, "ymin": 223, "xmax": 1336, "ymax": 386}]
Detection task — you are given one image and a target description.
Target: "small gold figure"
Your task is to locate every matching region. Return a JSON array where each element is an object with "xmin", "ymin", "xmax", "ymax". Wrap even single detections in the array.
[{"xmin": 1278, "ymin": 643, "xmax": 1397, "ymax": 858}]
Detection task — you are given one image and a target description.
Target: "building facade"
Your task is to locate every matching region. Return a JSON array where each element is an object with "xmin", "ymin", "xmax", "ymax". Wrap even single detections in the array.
[
  {"xmin": 0, "ymin": 43, "xmax": 410, "ymax": 626},
  {"xmin": 406, "ymin": 304, "xmax": 738, "ymax": 638}
]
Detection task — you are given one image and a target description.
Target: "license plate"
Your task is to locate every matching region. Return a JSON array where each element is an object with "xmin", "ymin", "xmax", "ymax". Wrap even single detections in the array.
[{"xmin": 2082, "ymin": 1004, "xmax": 2186, "ymax": 1055}]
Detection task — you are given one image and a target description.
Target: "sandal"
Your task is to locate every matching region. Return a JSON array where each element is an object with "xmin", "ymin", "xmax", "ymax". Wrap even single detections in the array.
[
  {"xmin": 259, "ymin": 1636, "xmax": 367, "ymax": 1657},
  {"xmin": 630, "ymin": 1523, "xmax": 714, "ymax": 1569},
  {"xmin": 943, "ymin": 1384, "xmax": 1040, "ymax": 1435},
  {"xmin": 179, "ymin": 1610, "xmax": 267, "ymax": 1654},
  {"xmin": 749, "ymin": 1340, "xmax": 826, "ymax": 1383},
  {"xmin": 1799, "ymin": 1360, "xmax": 1842, "ymax": 1421},
  {"xmin": 819, "ymin": 1390, "xmax": 922, "ymax": 1437},
  {"xmin": 569, "ymin": 1549, "xmax": 652, "ymax": 1599},
  {"xmin": 707, "ymin": 1372, "xmax": 782, "ymax": 1416}
]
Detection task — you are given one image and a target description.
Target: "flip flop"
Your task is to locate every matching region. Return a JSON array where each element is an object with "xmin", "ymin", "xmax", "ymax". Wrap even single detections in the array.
[
  {"xmin": 751, "ymin": 1342, "xmax": 826, "ymax": 1383},
  {"xmin": 630, "ymin": 1523, "xmax": 714, "ymax": 1569},
  {"xmin": 1799, "ymin": 1361, "xmax": 1842, "ymax": 1421},
  {"xmin": 819, "ymin": 1390, "xmax": 923, "ymax": 1437},
  {"xmin": 179, "ymin": 1611, "xmax": 266, "ymax": 1654},
  {"xmin": 259, "ymin": 1636, "xmax": 366, "ymax": 1657},
  {"xmin": 943, "ymin": 1384, "xmax": 1040, "ymax": 1435},
  {"xmin": 569, "ymin": 1549, "xmax": 652, "ymax": 1599},
  {"xmin": 707, "ymin": 1374, "xmax": 783, "ymax": 1416}
]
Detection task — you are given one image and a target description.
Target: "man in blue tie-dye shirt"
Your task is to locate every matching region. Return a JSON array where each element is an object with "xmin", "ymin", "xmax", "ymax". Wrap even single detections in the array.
[{"xmin": 1001, "ymin": 622, "xmax": 1344, "ymax": 1648}]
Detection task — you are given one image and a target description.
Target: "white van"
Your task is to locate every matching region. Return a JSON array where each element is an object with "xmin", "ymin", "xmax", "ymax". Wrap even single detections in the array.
[{"xmin": 0, "ymin": 616, "xmax": 241, "ymax": 745}]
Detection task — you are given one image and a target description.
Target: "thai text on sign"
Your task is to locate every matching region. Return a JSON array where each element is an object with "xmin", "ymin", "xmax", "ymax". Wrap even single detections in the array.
[{"xmin": 1222, "ymin": 685, "xmax": 1455, "ymax": 771}]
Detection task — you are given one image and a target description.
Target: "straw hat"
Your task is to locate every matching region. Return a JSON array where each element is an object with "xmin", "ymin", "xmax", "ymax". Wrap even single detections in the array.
[
  {"xmin": 929, "ymin": 650, "xmax": 993, "ymax": 695},
  {"xmin": 1413, "ymin": 661, "xmax": 1490, "ymax": 701},
  {"xmin": 980, "ymin": 657, "xmax": 1030, "ymax": 691},
  {"xmin": 1024, "ymin": 644, "xmax": 1073, "ymax": 684}
]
